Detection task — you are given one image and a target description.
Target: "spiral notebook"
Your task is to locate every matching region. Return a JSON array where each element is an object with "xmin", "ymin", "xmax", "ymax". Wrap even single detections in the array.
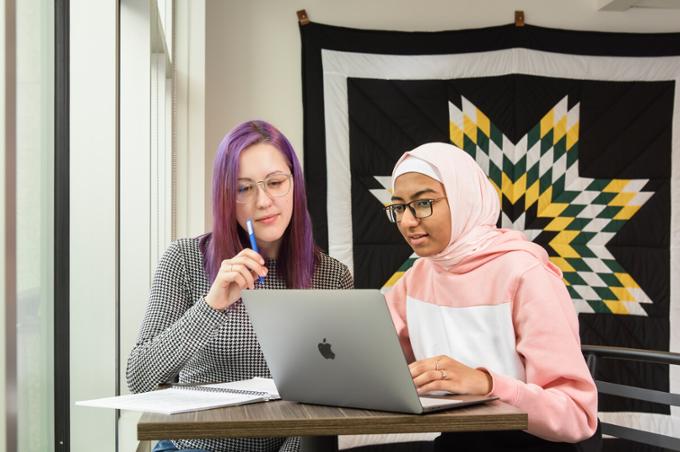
[{"xmin": 76, "ymin": 377, "xmax": 280, "ymax": 415}]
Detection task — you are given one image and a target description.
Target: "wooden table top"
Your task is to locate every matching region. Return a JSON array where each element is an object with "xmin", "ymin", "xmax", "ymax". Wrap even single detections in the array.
[{"xmin": 137, "ymin": 397, "xmax": 528, "ymax": 440}]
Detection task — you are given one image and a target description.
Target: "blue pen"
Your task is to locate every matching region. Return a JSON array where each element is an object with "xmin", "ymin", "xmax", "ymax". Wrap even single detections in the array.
[{"xmin": 246, "ymin": 218, "xmax": 265, "ymax": 285}]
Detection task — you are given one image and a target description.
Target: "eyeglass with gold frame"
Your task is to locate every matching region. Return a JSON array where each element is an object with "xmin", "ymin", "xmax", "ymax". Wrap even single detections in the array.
[{"xmin": 236, "ymin": 172, "xmax": 293, "ymax": 204}]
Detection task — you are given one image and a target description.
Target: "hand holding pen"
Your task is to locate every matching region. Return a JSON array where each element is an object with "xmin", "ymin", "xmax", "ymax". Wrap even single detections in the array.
[{"xmin": 204, "ymin": 219, "xmax": 267, "ymax": 311}]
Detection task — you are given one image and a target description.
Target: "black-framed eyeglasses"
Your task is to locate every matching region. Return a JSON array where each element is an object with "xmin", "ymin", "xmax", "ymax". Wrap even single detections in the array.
[
  {"xmin": 383, "ymin": 197, "xmax": 447, "ymax": 223},
  {"xmin": 236, "ymin": 173, "xmax": 293, "ymax": 204}
]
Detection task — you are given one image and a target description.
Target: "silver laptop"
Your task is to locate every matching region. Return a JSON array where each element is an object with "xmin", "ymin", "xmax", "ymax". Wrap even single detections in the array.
[{"xmin": 242, "ymin": 289, "xmax": 497, "ymax": 414}]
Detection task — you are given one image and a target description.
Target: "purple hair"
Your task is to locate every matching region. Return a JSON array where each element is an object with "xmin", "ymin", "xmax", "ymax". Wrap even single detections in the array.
[{"xmin": 200, "ymin": 120, "xmax": 319, "ymax": 288}]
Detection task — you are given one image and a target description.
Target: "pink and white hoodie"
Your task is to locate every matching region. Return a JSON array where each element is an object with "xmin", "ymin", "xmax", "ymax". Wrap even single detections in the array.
[{"xmin": 385, "ymin": 143, "xmax": 598, "ymax": 443}]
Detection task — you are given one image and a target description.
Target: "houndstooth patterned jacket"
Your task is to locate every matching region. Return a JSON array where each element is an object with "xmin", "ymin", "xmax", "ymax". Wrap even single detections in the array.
[{"xmin": 126, "ymin": 237, "xmax": 354, "ymax": 452}]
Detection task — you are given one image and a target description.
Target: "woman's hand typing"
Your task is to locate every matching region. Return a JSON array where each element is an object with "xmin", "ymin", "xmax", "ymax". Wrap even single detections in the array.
[{"xmin": 409, "ymin": 354, "xmax": 493, "ymax": 396}]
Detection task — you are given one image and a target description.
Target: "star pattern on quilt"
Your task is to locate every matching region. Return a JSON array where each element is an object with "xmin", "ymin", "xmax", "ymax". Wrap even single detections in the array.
[{"xmin": 371, "ymin": 96, "xmax": 654, "ymax": 316}]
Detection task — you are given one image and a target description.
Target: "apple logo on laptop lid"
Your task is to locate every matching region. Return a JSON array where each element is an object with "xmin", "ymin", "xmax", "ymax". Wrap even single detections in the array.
[{"xmin": 318, "ymin": 338, "xmax": 335, "ymax": 359}]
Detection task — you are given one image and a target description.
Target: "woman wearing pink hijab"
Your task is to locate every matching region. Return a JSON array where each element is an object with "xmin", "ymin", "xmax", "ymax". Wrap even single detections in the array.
[{"xmin": 384, "ymin": 142, "xmax": 601, "ymax": 451}]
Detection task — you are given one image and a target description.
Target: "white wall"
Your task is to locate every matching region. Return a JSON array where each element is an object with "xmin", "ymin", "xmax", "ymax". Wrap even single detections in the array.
[
  {"xmin": 175, "ymin": 0, "xmax": 206, "ymax": 239},
  {"xmin": 204, "ymin": 0, "xmax": 680, "ymax": 227},
  {"xmin": 70, "ymin": 0, "xmax": 117, "ymax": 450},
  {"xmin": 118, "ymin": 1, "xmax": 151, "ymax": 450}
]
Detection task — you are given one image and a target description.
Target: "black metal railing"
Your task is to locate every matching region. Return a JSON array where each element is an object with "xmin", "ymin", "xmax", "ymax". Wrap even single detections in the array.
[{"xmin": 582, "ymin": 345, "xmax": 680, "ymax": 451}]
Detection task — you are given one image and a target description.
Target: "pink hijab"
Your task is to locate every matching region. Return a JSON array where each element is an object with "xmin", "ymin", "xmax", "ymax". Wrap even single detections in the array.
[{"xmin": 392, "ymin": 142, "xmax": 559, "ymax": 275}]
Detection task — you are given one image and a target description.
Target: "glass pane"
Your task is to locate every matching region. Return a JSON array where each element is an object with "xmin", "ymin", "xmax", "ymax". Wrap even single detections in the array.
[
  {"xmin": 15, "ymin": 0, "xmax": 54, "ymax": 450},
  {"xmin": 0, "ymin": 0, "xmax": 9, "ymax": 445}
]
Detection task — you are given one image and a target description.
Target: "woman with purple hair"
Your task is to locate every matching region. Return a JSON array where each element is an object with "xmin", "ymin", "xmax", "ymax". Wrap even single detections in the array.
[{"xmin": 127, "ymin": 120, "xmax": 353, "ymax": 452}]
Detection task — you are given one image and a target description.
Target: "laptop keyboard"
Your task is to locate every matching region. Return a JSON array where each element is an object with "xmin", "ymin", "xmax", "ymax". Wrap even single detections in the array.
[{"xmin": 419, "ymin": 397, "xmax": 463, "ymax": 408}]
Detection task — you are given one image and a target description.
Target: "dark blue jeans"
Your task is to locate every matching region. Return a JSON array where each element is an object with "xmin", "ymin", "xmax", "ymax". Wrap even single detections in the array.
[{"xmin": 151, "ymin": 440, "xmax": 210, "ymax": 452}]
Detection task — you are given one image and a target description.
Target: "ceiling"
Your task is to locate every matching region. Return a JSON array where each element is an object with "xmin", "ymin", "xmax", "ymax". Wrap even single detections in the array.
[{"xmin": 598, "ymin": 0, "xmax": 680, "ymax": 10}]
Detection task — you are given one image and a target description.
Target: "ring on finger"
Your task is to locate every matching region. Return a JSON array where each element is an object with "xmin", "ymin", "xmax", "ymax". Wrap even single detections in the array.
[{"xmin": 440, "ymin": 370, "xmax": 448, "ymax": 380}]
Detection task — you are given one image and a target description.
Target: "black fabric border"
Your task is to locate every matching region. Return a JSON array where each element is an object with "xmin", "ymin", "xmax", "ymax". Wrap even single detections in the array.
[{"xmin": 303, "ymin": 22, "xmax": 680, "ymax": 58}]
